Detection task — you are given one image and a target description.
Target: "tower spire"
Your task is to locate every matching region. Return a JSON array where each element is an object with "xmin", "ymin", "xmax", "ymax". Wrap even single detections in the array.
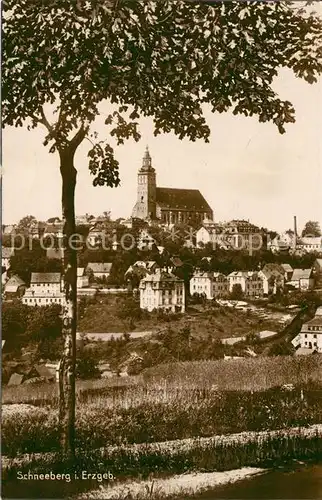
[{"xmin": 142, "ymin": 145, "xmax": 152, "ymax": 170}]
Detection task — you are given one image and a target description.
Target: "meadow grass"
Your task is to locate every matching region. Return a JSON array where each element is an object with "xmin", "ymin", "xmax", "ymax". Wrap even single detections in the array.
[
  {"xmin": 2, "ymin": 384, "xmax": 322, "ymax": 456},
  {"xmin": 3, "ymin": 355, "xmax": 322, "ymax": 408},
  {"xmin": 142, "ymin": 355, "xmax": 322, "ymax": 391}
]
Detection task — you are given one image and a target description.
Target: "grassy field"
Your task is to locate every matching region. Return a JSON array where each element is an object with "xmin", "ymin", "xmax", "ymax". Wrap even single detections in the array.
[
  {"xmin": 142, "ymin": 355, "xmax": 322, "ymax": 391},
  {"xmin": 78, "ymin": 295, "xmax": 284, "ymax": 338},
  {"xmin": 2, "ymin": 355, "xmax": 322, "ymax": 499},
  {"xmin": 3, "ymin": 355, "xmax": 322, "ymax": 407}
]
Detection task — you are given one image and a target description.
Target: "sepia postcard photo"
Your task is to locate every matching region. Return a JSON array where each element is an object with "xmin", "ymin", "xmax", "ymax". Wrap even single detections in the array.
[{"xmin": 1, "ymin": 0, "xmax": 322, "ymax": 499}]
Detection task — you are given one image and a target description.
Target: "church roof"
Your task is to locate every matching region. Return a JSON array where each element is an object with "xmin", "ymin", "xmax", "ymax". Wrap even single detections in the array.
[{"xmin": 156, "ymin": 187, "xmax": 212, "ymax": 212}]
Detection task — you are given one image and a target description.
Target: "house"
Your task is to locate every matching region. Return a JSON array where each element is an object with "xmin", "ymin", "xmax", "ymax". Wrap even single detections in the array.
[
  {"xmin": 3, "ymin": 275, "xmax": 26, "ymax": 298},
  {"xmin": 297, "ymin": 237, "xmax": 322, "ymax": 254},
  {"xmin": 43, "ymin": 222, "xmax": 64, "ymax": 240},
  {"xmin": 287, "ymin": 269, "xmax": 314, "ymax": 291},
  {"xmin": 267, "ymin": 233, "xmax": 295, "ymax": 254},
  {"xmin": 2, "ymin": 247, "xmax": 15, "ymax": 269},
  {"xmin": 190, "ymin": 271, "xmax": 229, "ymax": 299},
  {"xmin": 86, "ymin": 262, "xmax": 112, "ymax": 280},
  {"xmin": 22, "ymin": 272, "xmax": 65, "ymax": 306},
  {"xmin": 292, "ymin": 306, "xmax": 322, "ymax": 353},
  {"xmin": 196, "ymin": 220, "xmax": 262, "ymax": 251},
  {"xmin": 280, "ymin": 263, "xmax": 293, "ymax": 281},
  {"xmin": 258, "ymin": 263, "xmax": 285, "ymax": 295},
  {"xmin": 139, "ymin": 270, "xmax": 185, "ymax": 313},
  {"xmin": 77, "ymin": 267, "xmax": 89, "ymax": 288},
  {"xmin": 228, "ymin": 271, "xmax": 264, "ymax": 298}
]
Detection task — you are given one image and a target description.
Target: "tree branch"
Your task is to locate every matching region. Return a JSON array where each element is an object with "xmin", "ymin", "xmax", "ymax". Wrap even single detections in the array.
[
  {"xmin": 40, "ymin": 107, "xmax": 54, "ymax": 132},
  {"xmin": 69, "ymin": 123, "xmax": 88, "ymax": 152}
]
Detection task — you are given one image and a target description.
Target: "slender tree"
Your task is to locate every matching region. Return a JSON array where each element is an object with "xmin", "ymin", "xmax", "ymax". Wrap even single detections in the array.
[{"xmin": 3, "ymin": 0, "xmax": 322, "ymax": 458}]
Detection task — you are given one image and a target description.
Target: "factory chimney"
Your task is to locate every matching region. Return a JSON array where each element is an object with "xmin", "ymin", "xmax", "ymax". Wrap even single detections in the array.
[
  {"xmin": 293, "ymin": 216, "xmax": 298, "ymax": 237},
  {"xmin": 293, "ymin": 215, "xmax": 298, "ymax": 249}
]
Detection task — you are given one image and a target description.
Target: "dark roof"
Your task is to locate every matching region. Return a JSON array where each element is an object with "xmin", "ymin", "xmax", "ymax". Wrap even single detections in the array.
[
  {"xmin": 31, "ymin": 272, "xmax": 61, "ymax": 283},
  {"xmin": 156, "ymin": 187, "xmax": 212, "ymax": 212},
  {"xmin": 306, "ymin": 316, "xmax": 322, "ymax": 327}
]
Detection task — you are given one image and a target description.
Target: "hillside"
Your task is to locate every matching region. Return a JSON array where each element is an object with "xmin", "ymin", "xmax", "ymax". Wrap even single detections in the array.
[{"xmin": 77, "ymin": 294, "xmax": 284, "ymax": 339}]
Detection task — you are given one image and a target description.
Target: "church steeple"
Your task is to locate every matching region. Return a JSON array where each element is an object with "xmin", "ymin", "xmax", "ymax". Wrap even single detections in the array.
[
  {"xmin": 132, "ymin": 147, "xmax": 157, "ymax": 220},
  {"xmin": 142, "ymin": 145, "xmax": 153, "ymax": 171}
]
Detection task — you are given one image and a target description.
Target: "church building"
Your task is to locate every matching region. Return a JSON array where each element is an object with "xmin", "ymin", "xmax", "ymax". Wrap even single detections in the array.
[{"xmin": 132, "ymin": 148, "xmax": 213, "ymax": 224}]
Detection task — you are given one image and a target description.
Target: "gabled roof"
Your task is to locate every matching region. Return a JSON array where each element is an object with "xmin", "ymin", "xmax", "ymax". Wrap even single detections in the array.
[
  {"xmin": 87, "ymin": 262, "xmax": 112, "ymax": 274},
  {"xmin": 314, "ymin": 258, "xmax": 322, "ymax": 267},
  {"xmin": 305, "ymin": 316, "xmax": 322, "ymax": 328},
  {"xmin": 291, "ymin": 268, "xmax": 313, "ymax": 281},
  {"xmin": 8, "ymin": 373, "xmax": 24, "ymax": 386},
  {"xmin": 315, "ymin": 306, "xmax": 322, "ymax": 316},
  {"xmin": 31, "ymin": 272, "xmax": 61, "ymax": 284},
  {"xmin": 4, "ymin": 275, "xmax": 25, "ymax": 293},
  {"xmin": 156, "ymin": 187, "xmax": 212, "ymax": 212},
  {"xmin": 281, "ymin": 263, "xmax": 293, "ymax": 273}
]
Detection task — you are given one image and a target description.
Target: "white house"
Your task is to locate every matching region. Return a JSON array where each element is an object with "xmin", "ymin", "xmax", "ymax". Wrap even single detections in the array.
[
  {"xmin": 139, "ymin": 270, "xmax": 185, "ymax": 313},
  {"xmin": 86, "ymin": 262, "xmax": 112, "ymax": 280},
  {"xmin": 228, "ymin": 271, "xmax": 264, "ymax": 298},
  {"xmin": 287, "ymin": 269, "xmax": 314, "ymax": 290},
  {"xmin": 267, "ymin": 233, "xmax": 295, "ymax": 253},
  {"xmin": 258, "ymin": 263, "xmax": 285, "ymax": 295},
  {"xmin": 292, "ymin": 306, "xmax": 322, "ymax": 353},
  {"xmin": 297, "ymin": 237, "xmax": 322, "ymax": 254},
  {"xmin": 22, "ymin": 272, "xmax": 65, "ymax": 306},
  {"xmin": 77, "ymin": 267, "xmax": 89, "ymax": 288},
  {"xmin": 190, "ymin": 271, "xmax": 229, "ymax": 299},
  {"xmin": 280, "ymin": 263, "xmax": 293, "ymax": 281},
  {"xmin": 4, "ymin": 275, "xmax": 26, "ymax": 298},
  {"xmin": 2, "ymin": 247, "xmax": 15, "ymax": 270}
]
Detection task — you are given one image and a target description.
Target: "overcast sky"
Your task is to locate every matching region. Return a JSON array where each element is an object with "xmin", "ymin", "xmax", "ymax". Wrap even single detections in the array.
[{"xmin": 3, "ymin": 66, "xmax": 322, "ymax": 234}]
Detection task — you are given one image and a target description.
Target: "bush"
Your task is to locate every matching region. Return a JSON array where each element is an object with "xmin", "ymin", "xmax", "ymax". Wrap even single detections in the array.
[{"xmin": 76, "ymin": 352, "xmax": 101, "ymax": 380}]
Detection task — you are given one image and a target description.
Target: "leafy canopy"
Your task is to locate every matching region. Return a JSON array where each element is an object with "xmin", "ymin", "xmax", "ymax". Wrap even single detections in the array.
[{"xmin": 3, "ymin": 0, "xmax": 322, "ymax": 185}]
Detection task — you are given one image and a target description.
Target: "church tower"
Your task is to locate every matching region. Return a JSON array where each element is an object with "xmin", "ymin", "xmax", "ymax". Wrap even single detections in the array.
[{"xmin": 132, "ymin": 147, "xmax": 156, "ymax": 220}]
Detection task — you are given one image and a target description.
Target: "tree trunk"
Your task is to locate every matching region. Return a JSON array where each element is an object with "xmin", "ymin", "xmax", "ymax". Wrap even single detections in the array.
[{"xmin": 58, "ymin": 146, "xmax": 77, "ymax": 460}]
